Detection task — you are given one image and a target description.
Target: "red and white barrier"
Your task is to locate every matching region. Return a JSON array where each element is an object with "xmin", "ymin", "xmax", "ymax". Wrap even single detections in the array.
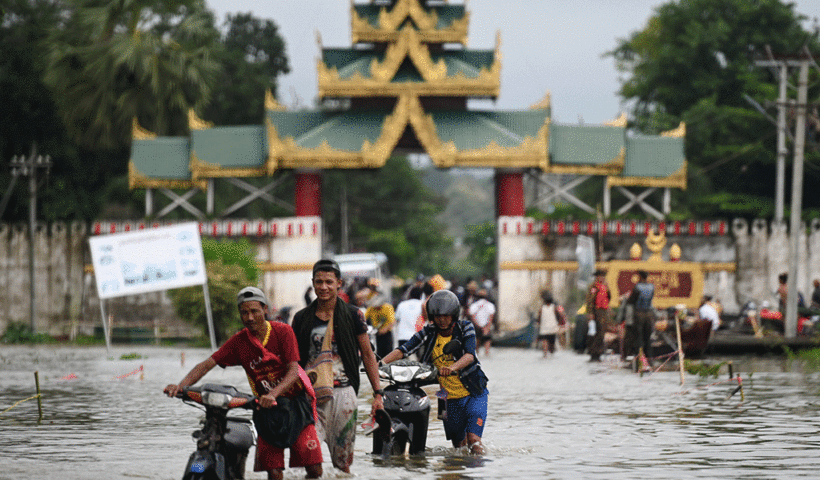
[
  {"xmin": 499, "ymin": 218, "xmax": 729, "ymax": 237},
  {"xmin": 91, "ymin": 217, "xmax": 321, "ymax": 238}
]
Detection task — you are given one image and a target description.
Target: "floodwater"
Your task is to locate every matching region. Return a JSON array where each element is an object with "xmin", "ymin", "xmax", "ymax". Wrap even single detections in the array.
[{"xmin": 2, "ymin": 345, "xmax": 820, "ymax": 480}]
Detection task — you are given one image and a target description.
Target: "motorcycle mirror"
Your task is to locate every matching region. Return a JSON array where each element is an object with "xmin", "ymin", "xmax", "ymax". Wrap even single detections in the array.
[{"xmin": 442, "ymin": 340, "xmax": 461, "ymax": 355}]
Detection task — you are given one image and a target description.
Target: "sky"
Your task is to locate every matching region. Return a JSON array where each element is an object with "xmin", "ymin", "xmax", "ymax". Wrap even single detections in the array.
[{"xmin": 205, "ymin": 0, "xmax": 820, "ymax": 125}]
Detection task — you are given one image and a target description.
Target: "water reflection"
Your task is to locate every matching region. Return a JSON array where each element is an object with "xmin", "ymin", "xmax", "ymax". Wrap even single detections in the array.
[{"xmin": 1, "ymin": 345, "xmax": 820, "ymax": 479}]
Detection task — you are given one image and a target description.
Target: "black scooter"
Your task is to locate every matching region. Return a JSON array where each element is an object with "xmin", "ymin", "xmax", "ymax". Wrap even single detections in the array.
[
  {"xmin": 371, "ymin": 340, "xmax": 460, "ymax": 456},
  {"xmin": 175, "ymin": 384, "xmax": 257, "ymax": 480}
]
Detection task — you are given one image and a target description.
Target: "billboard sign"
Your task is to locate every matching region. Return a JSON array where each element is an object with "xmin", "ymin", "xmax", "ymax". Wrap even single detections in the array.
[{"xmin": 89, "ymin": 223, "xmax": 206, "ymax": 299}]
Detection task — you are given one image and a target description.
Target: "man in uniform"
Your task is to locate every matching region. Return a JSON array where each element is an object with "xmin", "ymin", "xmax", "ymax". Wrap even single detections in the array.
[{"xmin": 585, "ymin": 269, "xmax": 610, "ymax": 361}]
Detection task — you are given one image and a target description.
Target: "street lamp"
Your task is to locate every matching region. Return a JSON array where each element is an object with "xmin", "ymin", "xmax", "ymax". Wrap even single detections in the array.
[{"xmin": 8, "ymin": 147, "xmax": 52, "ymax": 334}]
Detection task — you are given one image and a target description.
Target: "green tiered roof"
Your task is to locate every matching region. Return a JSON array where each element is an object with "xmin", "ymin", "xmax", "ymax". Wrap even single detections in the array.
[
  {"xmin": 129, "ymin": 0, "xmax": 686, "ymax": 191},
  {"xmin": 351, "ymin": 0, "xmax": 469, "ymax": 44},
  {"xmin": 353, "ymin": 2, "xmax": 466, "ymax": 30}
]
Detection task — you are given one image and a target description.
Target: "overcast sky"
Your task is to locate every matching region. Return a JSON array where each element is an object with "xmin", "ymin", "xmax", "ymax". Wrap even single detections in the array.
[{"xmin": 206, "ymin": 0, "xmax": 819, "ymax": 125}]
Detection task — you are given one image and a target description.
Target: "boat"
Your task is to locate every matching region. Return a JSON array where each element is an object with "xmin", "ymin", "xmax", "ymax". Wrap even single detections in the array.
[
  {"xmin": 492, "ymin": 318, "xmax": 536, "ymax": 348},
  {"xmin": 651, "ymin": 313, "xmax": 713, "ymax": 358}
]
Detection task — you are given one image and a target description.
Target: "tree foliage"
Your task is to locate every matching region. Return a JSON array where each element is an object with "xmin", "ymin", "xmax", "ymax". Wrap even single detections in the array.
[
  {"xmin": 43, "ymin": 0, "xmax": 222, "ymax": 149},
  {"xmin": 322, "ymin": 157, "xmax": 452, "ymax": 278},
  {"xmin": 608, "ymin": 0, "xmax": 820, "ymax": 219},
  {"xmin": 204, "ymin": 12, "xmax": 290, "ymax": 125},
  {"xmin": 167, "ymin": 238, "xmax": 259, "ymax": 345},
  {"xmin": 0, "ymin": 1, "xmax": 291, "ymax": 223},
  {"xmin": 460, "ymin": 221, "xmax": 497, "ymax": 277}
]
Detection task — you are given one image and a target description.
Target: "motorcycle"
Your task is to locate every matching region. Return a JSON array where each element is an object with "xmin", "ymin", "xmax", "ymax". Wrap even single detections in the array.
[
  {"xmin": 175, "ymin": 384, "xmax": 257, "ymax": 480},
  {"xmin": 370, "ymin": 340, "xmax": 460, "ymax": 456},
  {"xmin": 734, "ymin": 301, "xmax": 817, "ymax": 336}
]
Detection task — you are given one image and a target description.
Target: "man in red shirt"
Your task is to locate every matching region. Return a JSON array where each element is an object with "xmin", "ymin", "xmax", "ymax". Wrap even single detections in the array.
[
  {"xmin": 585, "ymin": 269, "xmax": 611, "ymax": 362},
  {"xmin": 164, "ymin": 287, "xmax": 323, "ymax": 480}
]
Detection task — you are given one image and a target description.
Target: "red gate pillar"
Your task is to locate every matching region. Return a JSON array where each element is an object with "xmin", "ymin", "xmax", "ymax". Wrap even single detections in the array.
[
  {"xmin": 496, "ymin": 170, "xmax": 524, "ymax": 217},
  {"xmin": 294, "ymin": 171, "xmax": 322, "ymax": 217}
]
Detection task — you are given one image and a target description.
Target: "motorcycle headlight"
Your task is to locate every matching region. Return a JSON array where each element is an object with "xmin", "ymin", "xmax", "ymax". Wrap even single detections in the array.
[
  {"xmin": 415, "ymin": 370, "xmax": 433, "ymax": 380},
  {"xmin": 391, "ymin": 365, "xmax": 419, "ymax": 383},
  {"xmin": 202, "ymin": 391, "xmax": 230, "ymax": 408}
]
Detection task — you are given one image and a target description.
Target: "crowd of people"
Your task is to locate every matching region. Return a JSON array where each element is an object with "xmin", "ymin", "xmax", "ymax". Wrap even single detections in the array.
[
  {"xmin": 164, "ymin": 260, "xmax": 496, "ymax": 478},
  {"xmin": 172, "ymin": 261, "xmax": 819, "ymax": 477}
]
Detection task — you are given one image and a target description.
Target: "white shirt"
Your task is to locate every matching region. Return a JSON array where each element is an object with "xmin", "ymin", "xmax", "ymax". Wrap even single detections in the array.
[
  {"xmin": 539, "ymin": 304, "xmax": 560, "ymax": 335},
  {"xmin": 394, "ymin": 298, "xmax": 422, "ymax": 341},
  {"xmin": 468, "ymin": 298, "xmax": 496, "ymax": 328},
  {"xmin": 699, "ymin": 303, "xmax": 720, "ymax": 331}
]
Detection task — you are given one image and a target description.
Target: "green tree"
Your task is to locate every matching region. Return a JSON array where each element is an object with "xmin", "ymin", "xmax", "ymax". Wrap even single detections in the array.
[
  {"xmin": 204, "ymin": 12, "xmax": 291, "ymax": 126},
  {"xmin": 460, "ymin": 221, "xmax": 497, "ymax": 278},
  {"xmin": 43, "ymin": 0, "xmax": 221, "ymax": 150},
  {"xmin": 0, "ymin": 0, "xmax": 79, "ymax": 221},
  {"xmin": 608, "ymin": 0, "xmax": 820, "ymax": 218},
  {"xmin": 167, "ymin": 238, "xmax": 259, "ymax": 345},
  {"xmin": 322, "ymin": 156, "xmax": 452, "ymax": 278}
]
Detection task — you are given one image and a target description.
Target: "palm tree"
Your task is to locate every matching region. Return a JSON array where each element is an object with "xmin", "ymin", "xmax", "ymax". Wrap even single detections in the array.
[{"xmin": 43, "ymin": 0, "xmax": 221, "ymax": 150}]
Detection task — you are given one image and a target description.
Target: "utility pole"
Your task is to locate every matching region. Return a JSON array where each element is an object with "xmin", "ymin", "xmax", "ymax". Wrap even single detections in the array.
[
  {"xmin": 785, "ymin": 61, "xmax": 809, "ymax": 339},
  {"xmin": 775, "ymin": 63, "xmax": 788, "ymax": 224},
  {"xmin": 753, "ymin": 58, "xmax": 797, "ymax": 223},
  {"xmin": 9, "ymin": 146, "xmax": 52, "ymax": 334}
]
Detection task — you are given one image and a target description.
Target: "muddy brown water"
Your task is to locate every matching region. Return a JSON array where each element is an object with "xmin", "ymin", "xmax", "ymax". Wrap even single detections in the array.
[{"xmin": 1, "ymin": 345, "xmax": 819, "ymax": 479}]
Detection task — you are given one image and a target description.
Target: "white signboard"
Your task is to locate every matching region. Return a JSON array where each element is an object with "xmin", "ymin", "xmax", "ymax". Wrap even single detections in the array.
[{"xmin": 89, "ymin": 223, "xmax": 207, "ymax": 299}]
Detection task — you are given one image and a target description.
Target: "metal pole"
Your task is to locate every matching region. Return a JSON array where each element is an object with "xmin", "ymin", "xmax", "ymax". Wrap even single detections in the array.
[
  {"xmin": 29, "ymin": 155, "xmax": 36, "ymax": 334},
  {"xmin": 145, "ymin": 188, "xmax": 153, "ymax": 217},
  {"xmin": 206, "ymin": 179, "xmax": 214, "ymax": 215},
  {"xmin": 785, "ymin": 61, "xmax": 809, "ymax": 339},
  {"xmin": 202, "ymin": 281, "xmax": 217, "ymax": 351},
  {"xmin": 775, "ymin": 63, "xmax": 788, "ymax": 224},
  {"xmin": 99, "ymin": 298, "xmax": 111, "ymax": 354}
]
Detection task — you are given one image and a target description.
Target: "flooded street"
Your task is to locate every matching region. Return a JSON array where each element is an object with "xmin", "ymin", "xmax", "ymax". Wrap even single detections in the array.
[{"xmin": 2, "ymin": 345, "xmax": 820, "ymax": 479}]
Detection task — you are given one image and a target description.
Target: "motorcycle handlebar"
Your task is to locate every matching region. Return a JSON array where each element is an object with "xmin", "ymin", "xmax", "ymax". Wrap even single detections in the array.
[{"xmin": 177, "ymin": 387, "xmax": 259, "ymax": 409}]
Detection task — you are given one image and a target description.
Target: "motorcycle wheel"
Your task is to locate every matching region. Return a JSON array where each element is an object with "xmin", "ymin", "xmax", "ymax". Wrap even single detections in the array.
[{"xmin": 389, "ymin": 430, "xmax": 408, "ymax": 455}]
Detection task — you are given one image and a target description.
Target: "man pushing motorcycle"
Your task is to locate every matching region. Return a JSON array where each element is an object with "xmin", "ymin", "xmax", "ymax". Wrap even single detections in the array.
[
  {"xmin": 381, "ymin": 289, "xmax": 489, "ymax": 454},
  {"xmin": 164, "ymin": 286, "xmax": 323, "ymax": 480}
]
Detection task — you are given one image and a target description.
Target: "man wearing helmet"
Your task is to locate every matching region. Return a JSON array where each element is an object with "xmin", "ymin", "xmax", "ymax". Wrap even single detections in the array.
[{"xmin": 381, "ymin": 290, "xmax": 489, "ymax": 454}]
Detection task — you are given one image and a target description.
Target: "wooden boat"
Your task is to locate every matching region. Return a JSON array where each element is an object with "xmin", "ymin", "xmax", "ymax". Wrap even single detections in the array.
[
  {"xmin": 492, "ymin": 318, "xmax": 536, "ymax": 348},
  {"xmin": 651, "ymin": 315, "xmax": 713, "ymax": 358}
]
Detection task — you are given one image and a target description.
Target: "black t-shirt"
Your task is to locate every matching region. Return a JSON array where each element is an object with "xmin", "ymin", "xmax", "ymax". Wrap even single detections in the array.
[{"xmin": 307, "ymin": 309, "xmax": 367, "ymax": 385}]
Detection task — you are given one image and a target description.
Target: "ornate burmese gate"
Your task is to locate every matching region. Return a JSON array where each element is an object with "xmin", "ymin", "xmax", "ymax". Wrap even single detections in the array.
[{"xmin": 126, "ymin": 0, "xmax": 687, "ymax": 329}]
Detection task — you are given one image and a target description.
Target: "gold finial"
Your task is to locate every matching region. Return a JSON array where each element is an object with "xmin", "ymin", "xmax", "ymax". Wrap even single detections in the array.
[
  {"xmin": 529, "ymin": 91, "xmax": 551, "ymax": 110},
  {"xmin": 187, "ymin": 109, "xmax": 213, "ymax": 130},
  {"xmin": 604, "ymin": 112, "xmax": 627, "ymax": 128},
  {"xmin": 265, "ymin": 89, "xmax": 286, "ymax": 111},
  {"xmin": 661, "ymin": 122, "xmax": 686, "ymax": 138},
  {"xmin": 630, "ymin": 242, "xmax": 642, "ymax": 260},
  {"xmin": 670, "ymin": 243, "xmax": 681, "ymax": 262},
  {"xmin": 132, "ymin": 117, "xmax": 156, "ymax": 140},
  {"xmin": 645, "ymin": 229, "xmax": 666, "ymax": 262}
]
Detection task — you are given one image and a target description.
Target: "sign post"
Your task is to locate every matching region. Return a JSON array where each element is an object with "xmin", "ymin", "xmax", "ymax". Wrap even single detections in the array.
[{"xmin": 88, "ymin": 223, "xmax": 214, "ymax": 353}]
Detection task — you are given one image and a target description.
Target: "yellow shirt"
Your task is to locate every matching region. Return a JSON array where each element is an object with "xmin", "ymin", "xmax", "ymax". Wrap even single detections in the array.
[
  {"xmin": 432, "ymin": 334, "xmax": 469, "ymax": 399},
  {"xmin": 366, "ymin": 304, "xmax": 395, "ymax": 331}
]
